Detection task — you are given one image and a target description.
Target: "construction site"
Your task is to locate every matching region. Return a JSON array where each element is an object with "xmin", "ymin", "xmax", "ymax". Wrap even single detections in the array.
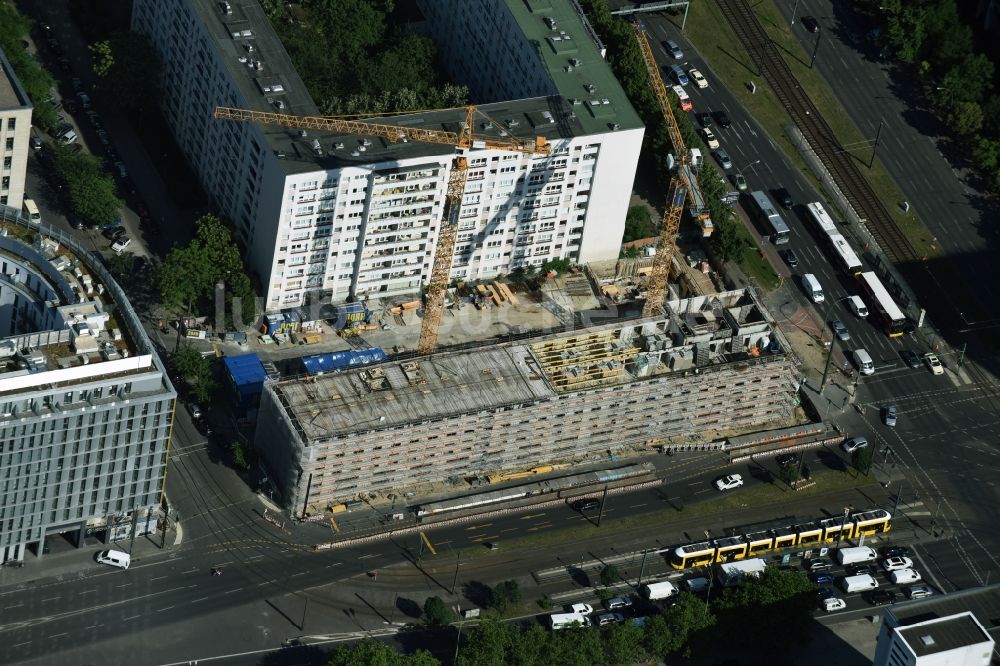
[{"xmin": 253, "ymin": 287, "xmax": 802, "ymax": 516}]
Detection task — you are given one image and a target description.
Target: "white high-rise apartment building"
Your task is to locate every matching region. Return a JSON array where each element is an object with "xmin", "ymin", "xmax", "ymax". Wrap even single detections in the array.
[
  {"xmin": 133, "ymin": 0, "xmax": 643, "ymax": 310},
  {"xmin": 0, "ymin": 47, "xmax": 32, "ymax": 212}
]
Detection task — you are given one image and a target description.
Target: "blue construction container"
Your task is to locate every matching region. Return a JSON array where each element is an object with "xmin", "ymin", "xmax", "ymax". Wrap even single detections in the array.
[
  {"xmin": 330, "ymin": 302, "xmax": 369, "ymax": 330},
  {"xmin": 262, "ymin": 314, "xmax": 285, "ymax": 336},
  {"xmin": 300, "ymin": 347, "xmax": 386, "ymax": 376},
  {"xmin": 223, "ymin": 353, "xmax": 268, "ymax": 414}
]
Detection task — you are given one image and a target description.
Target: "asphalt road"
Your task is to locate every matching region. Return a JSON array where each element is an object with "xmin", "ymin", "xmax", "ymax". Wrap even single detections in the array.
[{"xmin": 771, "ymin": 1, "xmax": 1000, "ymax": 333}]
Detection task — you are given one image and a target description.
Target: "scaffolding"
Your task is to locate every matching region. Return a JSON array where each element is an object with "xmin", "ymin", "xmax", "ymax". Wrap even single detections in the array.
[{"xmin": 530, "ymin": 329, "xmax": 641, "ymax": 392}]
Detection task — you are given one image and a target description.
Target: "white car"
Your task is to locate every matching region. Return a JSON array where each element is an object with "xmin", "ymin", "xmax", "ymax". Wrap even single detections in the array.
[
  {"xmin": 882, "ymin": 556, "xmax": 913, "ymax": 572},
  {"xmin": 569, "ymin": 603, "xmax": 593, "ymax": 615},
  {"xmin": 701, "ymin": 128, "xmax": 720, "ymax": 149},
  {"xmin": 715, "ymin": 474, "xmax": 743, "ymax": 491},
  {"xmin": 689, "ymin": 68, "xmax": 708, "ymax": 88},
  {"xmin": 841, "ymin": 436, "xmax": 868, "ymax": 454},
  {"xmin": 924, "ymin": 353, "xmax": 944, "ymax": 375},
  {"xmin": 822, "ymin": 597, "xmax": 846, "ymax": 612}
]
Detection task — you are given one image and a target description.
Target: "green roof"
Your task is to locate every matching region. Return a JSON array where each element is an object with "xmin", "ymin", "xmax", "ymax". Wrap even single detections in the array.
[{"xmin": 503, "ymin": 0, "xmax": 643, "ymax": 135}]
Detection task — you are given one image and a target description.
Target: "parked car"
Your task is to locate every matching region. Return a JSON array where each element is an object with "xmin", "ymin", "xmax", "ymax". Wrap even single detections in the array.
[
  {"xmin": 883, "ymin": 405, "xmax": 897, "ymax": 427},
  {"xmin": 781, "ymin": 248, "xmax": 799, "ymax": 267},
  {"xmin": 801, "ymin": 16, "xmax": 820, "ymax": 33},
  {"xmin": 714, "ymin": 111, "xmax": 732, "ymax": 128},
  {"xmin": 733, "ymin": 173, "xmax": 748, "ymax": 191},
  {"xmin": 880, "ymin": 546, "xmax": 912, "ymax": 559},
  {"xmin": 924, "ymin": 353, "xmax": 944, "ymax": 375},
  {"xmin": 102, "ymin": 226, "xmax": 126, "ymax": 241},
  {"xmin": 701, "ymin": 128, "xmax": 720, "ymax": 149},
  {"xmin": 187, "ymin": 401, "xmax": 204, "ymax": 420},
  {"xmin": 906, "ymin": 585, "xmax": 934, "ymax": 600},
  {"xmin": 810, "ymin": 572, "xmax": 834, "ymax": 585},
  {"xmin": 689, "ymin": 68, "xmax": 708, "ymax": 88},
  {"xmin": 882, "ymin": 556, "xmax": 913, "ymax": 572},
  {"xmin": 867, "ymin": 589, "xmax": 897, "ymax": 606},
  {"xmin": 30, "ymin": 135, "xmax": 43, "ymax": 150},
  {"xmin": 832, "ymin": 320, "xmax": 850, "ymax": 342},
  {"xmin": 714, "ymin": 474, "xmax": 743, "ymax": 491},
  {"xmin": 842, "ymin": 436, "xmax": 868, "ymax": 454},
  {"xmin": 846, "ymin": 563, "xmax": 877, "ymax": 577},
  {"xmin": 816, "ymin": 586, "xmax": 836, "ymax": 600},
  {"xmin": 603, "ymin": 597, "xmax": 633, "ymax": 611},
  {"xmin": 664, "ymin": 39, "xmax": 684, "ymax": 59},
  {"xmin": 113, "ymin": 161, "xmax": 129, "ymax": 179},
  {"xmin": 697, "ymin": 112, "xmax": 713, "ymax": 128},
  {"xmin": 775, "ymin": 453, "xmax": 799, "ymax": 467},
  {"xmin": 900, "ymin": 349, "xmax": 922, "ymax": 369},
  {"xmin": 713, "ymin": 148, "xmax": 732, "ymax": 169},
  {"xmin": 822, "ymin": 597, "xmax": 846, "ymax": 612},
  {"xmin": 569, "ymin": 603, "xmax": 594, "ymax": 615},
  {"xmin": 595, "ymin": 612, "xmax": 625, "ymax": 626},
  {"xmin": 806, "ymin": 558, "xmax": 832, "ymax": 572}
]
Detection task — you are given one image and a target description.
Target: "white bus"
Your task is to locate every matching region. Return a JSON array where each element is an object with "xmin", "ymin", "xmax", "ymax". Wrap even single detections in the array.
[
  {"xmin": 806, "ymin": 201, "xmax": 837, "ymax": 235},
  {"xmin": 828, "ymin": 233, "xmax": 863, "ymax": 274},
  {"xmin": 747, "ymin": 191, "xmax": 790, "ymax": 245}
]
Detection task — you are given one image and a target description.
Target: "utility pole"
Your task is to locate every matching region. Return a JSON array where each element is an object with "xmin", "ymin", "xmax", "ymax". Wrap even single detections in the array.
[
  {"xmin": 301, "ymin": 596, "xmax": 309, "ymax": 631},
  {"xmin": 810, "ymin": 30, "xmax": 822, "ymax": 69},
  {"xmin": 451, "ymin": 548, "xmax": 461, "ymax": 596},
  {"xmin": 837, "ymin": 506, "xmax": 851, "ymax": 545},
  {"xmin": 790, "ymin": 0, "xmax": 801, "ymax": 25},
  {"xmin": 638, "ymin": 549, "xmax": 648, "ymax": 587},
  {"xmin": 868, "ymin": 119, "xmax": 885, "ymax": 169},
  {"xmin": 159, "ymin": 506, "xmax": 169, "ymax": 549},
  {"xmin": 597, "ymin": 485, "xmax": 609, "ymax": 527},
  {"xmin": 958, "ymin": 343, "xmax": 967, "ymax": 368},
  {"xmin": 893, "ymin": 483, "xmax": 904, "ymax": 514}
]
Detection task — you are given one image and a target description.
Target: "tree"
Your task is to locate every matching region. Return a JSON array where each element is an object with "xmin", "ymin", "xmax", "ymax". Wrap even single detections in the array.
[
  {"xmin": 106, "ymin": 251, "xmax": 135, "ymax": 281},
  {"xmin": 49, "ymin": 144, "xmax": 122, "ymax": 228},
  {"xmin": 778, "ymin": 463, "xmax": 801, "ymax": 486},
  {"xmin": 852, "ymin": 446, "xmax": 875, "ymax": 476},
  {"xmin": 90, "ymin": 32, "xmax": 162, "ymax": 115},
  {"xmin": 884, "ymin": 6, "xmax": 927, "ymax": 62},
  {"xmin": 711, "ymin": 567, "xmax": 815, "ymax": 654},
  {"xmin": 971, "ymin": 137, "xmax": 1000, "ymax": 173},
  {"xmin": 643, "ymin": 592, "xmax": 716, "ymax": 658},
  {"xmin": 229, "ymin": 440, "xmax": 249, "ymax": 470},
  {"xmin": 456, "ymin": 619, "xmax": 519, "ymax": 666},
  {"xmin": 171, "ymin": 343, "xmax": 215, "ymax": 403},
  {"xmin": 422, "ymin": 596, "xmax": 455, "ymax": 627},
  {"xmin": 487, "ymin": 580, "xmax": 521, "ymax": 614},
  {"xmin": 327, "ymin": 638, "xmax": 440, "ymax": 666},
  {"xmin": 939, "ymin": 54, "xmax": 994, "ymax": 106},
  {"xmin": 711, "ymin": 214, "xmax": 745, "ymax": 263},
  {"xmin": 623, "ymin": 205, "xmax": 656, "ymax": 242},
  {"xmin": 599, "ymin": 563, "xmax": 620, "ymax": 587},
  {"xmin": 602, "ymin": 623, "xmax": 647, "ymax": 665}
]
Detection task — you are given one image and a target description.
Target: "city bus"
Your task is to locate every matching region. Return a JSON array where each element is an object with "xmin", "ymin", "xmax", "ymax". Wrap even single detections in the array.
[
  {"xmin": 747, "ymin": 191, "xmax": 790, "ymax": 245},
  {"xmin": 857, "ymin": 271, "xmax": 905, "ymax": 337},
  {"xmin": 805, "ymin": 201, "xmax": 837, "ymax": 236},
  {"xmin": 828, "ymin": 233, "xmax": 863, "ymax": 274}
]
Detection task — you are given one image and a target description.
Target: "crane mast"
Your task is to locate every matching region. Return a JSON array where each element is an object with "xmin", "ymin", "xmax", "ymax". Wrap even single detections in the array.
[{"xmin": 631, "ymin": 23, "xmax": 714, "ymax": 317}]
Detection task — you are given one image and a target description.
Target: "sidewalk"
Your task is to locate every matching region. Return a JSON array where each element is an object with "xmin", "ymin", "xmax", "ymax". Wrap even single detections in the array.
[{"xmin": 0, "ymin": 520, "xmax": 182, "ymax": 585}]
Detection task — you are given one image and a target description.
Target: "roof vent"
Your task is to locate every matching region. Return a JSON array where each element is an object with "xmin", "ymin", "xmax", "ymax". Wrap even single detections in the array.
[
  {"xmin": 585, "ymin": 84, "xmax": 596, "ymax": 93},
  {"xmin": 311, "ymin": 139, "xmax": 322, "ymax": 155},
  {"xmin": 505, "ymin": 119, "xmax": 520, "ymax": 129},
  {"xmin": 220, "ymin": 1, "xmax": 232, "ymax": 15},
  {"xmin": 920, "ymin": 635, "xmax": 936, "ymax": 647},
  {"xmin": 544, "ymin": 17, "xmax": 557, "ymax": 30},
  {"xmin": 480, "ymin": 122, "xmax": 493, "ymax": 130},
  {"xmin": 570, "ymin": 58, "xmax": 581, "ymax": 67},
  {"xmin": 334, "ymin": 142, "xmax": 344, "ymax": 150},
  {"xmin": 299, "ymin": 129, "xmax": 308, "ymax": 138}
]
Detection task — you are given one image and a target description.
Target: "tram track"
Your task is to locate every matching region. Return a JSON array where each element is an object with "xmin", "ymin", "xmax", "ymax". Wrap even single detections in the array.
[{"xmin": 716, "ymin": 0, "xmax": 920, "ymax": 265}]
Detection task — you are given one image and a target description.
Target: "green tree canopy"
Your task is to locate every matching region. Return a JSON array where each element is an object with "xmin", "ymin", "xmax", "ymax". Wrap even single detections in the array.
[
  {"xmin": 488, "ymin": 580, "xmax": 521, "ymax": 614},
  {"xmin": 327, "ymin": 638, "xmax": 439, "ymax": 666},
  {"xmin": 852, "ymin": 446, "xmax": 876, "ymax": 476},
  {"xmin": 0, "ymin": 2, "xmax": 58, "ymax": 130},
  {"xmin": 422, "ymin": 596, "xmax": 455, "ymax": 627},
  {"xmin": 599, "ymin": 563, "xmax": 621, "ymax": 587},
  {"xmin": 623, "ymin": 206, "xmax": 656, "ymax": 243},
  {"xmin": 89, "ymin": 32, "xmax": 162, "ymax": 115},
  {"xmin": 49, "ymin": 144, "xmax": 122, "ymax": 227},
  {"xmin": 711, "ymin": 567, "xmax": 816, "ymax": 654}
]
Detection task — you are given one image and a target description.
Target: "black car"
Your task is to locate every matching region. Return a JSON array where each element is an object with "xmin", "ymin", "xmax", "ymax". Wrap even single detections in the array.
[
  {"xmin": 816, "ymin": 586, "xmax": 836, "ymax": 600},
  {"xmin": 714, "ymin": 111, "xmax": 732, "ymax": 128},
  {"xmin": 571, "ymin": 498, "xmax": 600, "ymax": 512},
  {"xmin": 867, "ymin": 590, "xmax": 897, "ymax": 606},
  {"xmin": 801, "ymin": 16, "xmax": 820, "ymax": 33},
  {"xmin": 900, "ymin": 349, "xmax": 922, "ymax": 369},
  {"xmin": 773, "ymin": 188, "xmax": 794, "ymax": 208},
  {"xmin": 881, "ymin": 545, "xmax": 912, "ymax": 559},
  {"xmin": 697, "ymin": 112, "xmax": 713, "ymax": 128},
  {"xmin": 102, "ymin": 226, "xmax": 127, "ymax": 241},
  {"xmin": 782, "ymin": 248, "xmax": 799, "ymax": 268},
  {"xmin": 775, "ymin": 453, "xmax": 799, "ymax": 467},
  {"xmin": 846, "ymin": 563, "xmax": 877, "ymax": 577}
]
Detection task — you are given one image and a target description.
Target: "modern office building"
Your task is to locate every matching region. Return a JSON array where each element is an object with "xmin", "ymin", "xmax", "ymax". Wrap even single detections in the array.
[
  {"xmin": 132, "ymin": 0, "xmax": 643, "ymax": 310},
  {"xmin": 254, "ymin": 288, "xmax": 799, "ymax": 515},
  {"xmin": 0, "ymin": 206, "xmax": 176, "ymax": 564},
  {"xmin": 873, "ymin": 585, "xmax": 1000, "ymax": 666},
  {"xmin": 0, "ymin": 47, "xmax": 32, "ymax": 212}
]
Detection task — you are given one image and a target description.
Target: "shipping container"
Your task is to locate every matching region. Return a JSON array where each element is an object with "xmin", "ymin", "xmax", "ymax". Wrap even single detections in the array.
[
  {"xmin": 223, "ymin": 353, "xmax": 268, "ymax": 414},
  {"xmin": 299, "ymin": 348, "xmax": 386, "ymax": 376}
]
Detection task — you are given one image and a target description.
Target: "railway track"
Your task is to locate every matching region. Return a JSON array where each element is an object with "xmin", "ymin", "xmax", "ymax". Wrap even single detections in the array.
[{"xmin": 716, "ymin": 0, "xmax": 919, "ymax": 264}]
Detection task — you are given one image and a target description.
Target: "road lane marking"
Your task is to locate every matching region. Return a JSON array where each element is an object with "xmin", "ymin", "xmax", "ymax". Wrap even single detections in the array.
[
  {"xmin": 48, "ymin": 633, "xmax": 68, "ymax": 639},
  {"xmin": 79, "ymin": 589, "xmax": 97, "ymax": 595},
  {"xmin": 157, "ymin": 606, "xmax": 175, "ymax": 613},
  {"xmin": 519, "ymin": 514, "xmax": 545, "ymax": 520},
  {"xmin": 357, "ymin": 553, "xmax": 381, "ymax": 560},
  {"xmin": 192, "ymin": 597, "xmax": 210, "ymax": 603},
  {"xmin": 41, "ymin": 597, "xmax": 60, "ymax": 603},
  {"xmin": 465, "ymin": 523, "xmax": 492, "ymax": 530},
  {"xmin": 150, "ymin": 576, "xmax": 167, "ymax": 581}
]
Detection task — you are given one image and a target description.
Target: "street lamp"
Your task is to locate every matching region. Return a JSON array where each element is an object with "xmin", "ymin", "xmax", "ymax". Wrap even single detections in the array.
[{"xmin": 737, "ymin": 159, "xmax": 762, "ymax": 176}]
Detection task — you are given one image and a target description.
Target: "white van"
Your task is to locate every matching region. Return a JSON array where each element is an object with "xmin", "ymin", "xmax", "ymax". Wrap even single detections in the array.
[
  {"xmin": 848, "ymin": 295, "xmax": 869, "ymax": 317},
  {"xmin": 683, "ymin": 577, "xmax": 711, "ymax": 594},
  {"xmin": 96, "ymin": 549, "xmax": 131, "ymax": 569},
  {"xmin": 23, "ymin": 198, "xmax": 41, "ymax": 224},
  {"xmin": 889, "ymin": 569, "xmax": 922, "ymax": 585},
  {"xmin": 853, "ymin": 348, "xmax": 875, "ymax": 375},
  {"xmin": 836, "ymin": 546, "xmax": 877, "ymax": 566},
  {"xmin": 840, "ymin": 574, "xmax": 878, "ymax": 593},
  {"xmin": 549, "ymin": 612, "xmax": 589, "ymax": 630},
  {"xmin": 803, "ymin": 273, "xmax": 824, "ymax": 303}
]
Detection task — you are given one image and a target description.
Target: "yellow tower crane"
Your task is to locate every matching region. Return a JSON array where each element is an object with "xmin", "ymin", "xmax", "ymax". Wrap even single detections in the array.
[
  {"xmin": 631, "ymin": 24, "xmax": 714, "ymax": 317},
  {"xmin": 213, "ymin": 106, "xmax": 551, "ymax": 354}
]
